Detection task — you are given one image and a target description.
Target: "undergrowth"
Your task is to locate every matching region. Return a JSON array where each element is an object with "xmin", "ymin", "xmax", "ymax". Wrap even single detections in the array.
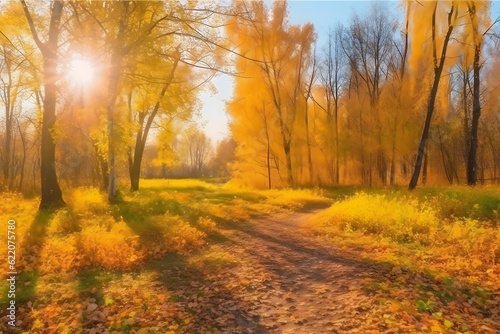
[
  {"xmin": 0, "ymin": 179, "xmax": 329, "ymax": 275},
  {"xmin": 306, "ymin": 188, "xmax": 500, "ymax": 282}
]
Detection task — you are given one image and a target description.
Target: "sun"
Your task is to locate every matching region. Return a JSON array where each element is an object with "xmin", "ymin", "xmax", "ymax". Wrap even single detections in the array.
[{"xmin": 68, "ymin": 58, "xmax": 96, "ymax": 87}]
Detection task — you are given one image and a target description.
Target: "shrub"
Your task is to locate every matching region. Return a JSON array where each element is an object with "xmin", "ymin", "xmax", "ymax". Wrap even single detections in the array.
[
  {"xmin": 161, "ymin": 216, "xmax": 206, "ymax": 254},
  {"xmin": 197, "ymin": 217, "xmax": 218, "ymax": 233},
  {"xmin": 78, "ymin": 221, "xmax": 144, "ymax": 270},
  {"xmin": 321, "ymin": 192, "xmax": 439, "ymax": 243},
  {"xmin": 442, "ymin": 219, "xmax": 500, "ymax": 263},
  {"xmin": 48, "ymin": 209, "xmax": 80, "ymax": 235},
  {"xmin": 67, "ymin": 188, "xmax": 109, "ymax": 215}
]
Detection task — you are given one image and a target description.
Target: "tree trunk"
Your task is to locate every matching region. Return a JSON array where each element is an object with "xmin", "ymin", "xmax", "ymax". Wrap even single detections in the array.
[
  {"xmin": 390, "ymin": 133, "xmax": 396, "ymax": 186},
  {"xmin": 107, "ymin": 99, "xmax": 117, "ymax": 201},
  {"xmin": 463, "ymin": 69, "xmax": 470, "ymax": 168},
  {"xmin": 21, "ymin": 0, "xmax": 66, "ymax": 209},
  {"xmin": 106, "ymin": 48, "xmax": 124, "ymax": 201},
  {"xmin": 130, "ymin": 113, "xmax": 145, "ymax": 192},
  {"xmin": 438, "ymin": 128, "xmax": 453, "ymax": 184},
  {"xmin": 422, "ymin": 151, "xmax": 428, "ymax": 185},
  {"xmin": 263, "ymin": 112, "xmax": 272, "ymax": 190},
  {"xmin": 467, "ymin": 44, "xmax": 481, "ymax": 185},
  {"xmin": 2, "ymin": 53, "xmax": 12, "ymax": 187},
  {"xmin": 283, "ymin": 140, "xmax": 293, "ymax": 186},
  {"xmin": 129, "ymin": 56, "xmax": 178, "ymax": 191},
  {"xmin": 334, "ymin": 98, "xmax": 340, "ymax": 185},
  {"xmin": 304, "ymin": 102, "xmax": 313, "ymax": 184},
  {"xmin": 18, "ymin": 121, "xmax": 26, "ymax": 190},
  {"xmin": 106, "ymin": 2, "xmax": 129, "ymax": 202},
  {"xmin": 40, "ymin": 52, "xmax": 65, "ymax": 208},
  {"xmin": 3, "ymin": 104, "xmax": 11, "ymax": 187}
]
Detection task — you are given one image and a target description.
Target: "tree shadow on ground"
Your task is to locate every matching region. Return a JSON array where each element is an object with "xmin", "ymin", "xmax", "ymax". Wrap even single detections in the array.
[
  {"xmin": 146, "ymin": 253, "xmax": 269, "ymax": 333},
  {"xmin": 0, "ymin": 210, "xmax": 61, "ymax": 329},
  {"xmin": 112, "ymin": 200, "xmax": 165, "ymax": 246}
]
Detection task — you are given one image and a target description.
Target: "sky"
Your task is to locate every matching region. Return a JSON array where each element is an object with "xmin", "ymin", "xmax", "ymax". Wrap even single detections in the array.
[{"xmin": 198, "ymin": 1, "xmax": 500, "ymax": 144}]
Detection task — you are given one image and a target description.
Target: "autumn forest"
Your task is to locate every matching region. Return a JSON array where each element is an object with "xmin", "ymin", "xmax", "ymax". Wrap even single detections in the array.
[{"xmin": 1, "ymin": 0, "xmax": 500, "ymax": 333}]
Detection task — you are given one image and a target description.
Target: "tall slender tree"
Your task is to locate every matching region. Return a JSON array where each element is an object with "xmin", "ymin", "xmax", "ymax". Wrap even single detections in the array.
[
  {"xmin": 465, "ymin": 0, "xmax": 491, "ymax": 185},
  {"xmin": 21, "ymin": 0, "xmax": 65, "ymax": 208},
  {"xmin": 409, "ymin": 1, "xmax": 458, "ymax": 190},
  {"xmin": 314, "ymin": 26, "xmax": 345, "ymax": 184}
]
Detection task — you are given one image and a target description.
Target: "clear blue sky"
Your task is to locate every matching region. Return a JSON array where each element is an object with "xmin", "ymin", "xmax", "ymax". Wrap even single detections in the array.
[{"xmin": 199, "ymin": 1, "xmax": 500, "ymax": 144}]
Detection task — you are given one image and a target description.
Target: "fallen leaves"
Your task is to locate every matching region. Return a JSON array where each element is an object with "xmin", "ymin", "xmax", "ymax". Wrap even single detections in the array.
[{"xmin": 87, "ymin": 303, "xmax": 98, "ymax": 312}]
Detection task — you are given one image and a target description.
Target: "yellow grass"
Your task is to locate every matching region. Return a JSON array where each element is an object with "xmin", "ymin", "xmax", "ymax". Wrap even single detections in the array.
[
  {"xmin": 0, "ymin": 180, "xmax": 330, "ymax": 276},
  {"xmin": 304, "ymin": 191, "xmax": 500, "ymax": 280},
  {"xmin": 310, "ymin": 192, "xmax": 439, "ymax": 243},
  {"xmin": 140, "ymin": 178, "xmax": 215, "ymax": 190}
]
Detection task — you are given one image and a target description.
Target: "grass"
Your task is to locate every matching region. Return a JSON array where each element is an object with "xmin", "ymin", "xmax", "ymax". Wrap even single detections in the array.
[
  {"xmin": 0, "ymin": 178, "xmax": 333, "ymax": 334},
  {"xmin": 0, "ymin": 178, "xmax": 329, "ymax": 278},
  {"xmin": 316, "ymin": 192, "xmax": 439, "ymax": 243},
  {"xmin": 304, "ymin": 186, "xmax": 500, "ymax": 287},
  {"xmin": 187, "ymin": 247, "xmax": 239, "ymax": 271},
  {"xmin": 2, "ymin": 181, "xmax": 498, "ymax": 280},
  {"xmin": 322, "ymin": 185, "xmax": 500, "ymax": 222}
]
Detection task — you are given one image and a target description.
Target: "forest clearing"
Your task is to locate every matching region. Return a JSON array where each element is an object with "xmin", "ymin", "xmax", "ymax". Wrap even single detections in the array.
[
  {"xmin": 2, "ymin": 0, "xmax": 500, "ymax": 332},
  {"xmin": 1, "ymin": 180, "xmax": 500, "ymax": 333}
]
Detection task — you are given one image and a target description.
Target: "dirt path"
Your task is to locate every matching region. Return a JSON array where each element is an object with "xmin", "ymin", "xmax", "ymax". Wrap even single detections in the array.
[{"xmin": 210, "ymin": 208, "xmax": 400, "ymax": 334}]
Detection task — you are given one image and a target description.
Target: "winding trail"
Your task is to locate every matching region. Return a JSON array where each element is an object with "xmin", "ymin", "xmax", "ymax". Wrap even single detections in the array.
[{"xmin": 210, "ymin": 208, "xmax": 400, "ymax": 333}]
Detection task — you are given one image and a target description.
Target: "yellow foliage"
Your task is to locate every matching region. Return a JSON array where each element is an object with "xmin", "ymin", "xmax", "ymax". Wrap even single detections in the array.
[
  {"xmin": 67, "ymin": 187, "xmax": 109, "ymax": 215},
  {"xmin": 159, "ymin": 190, "xmax": 193, "ymax": 203},
  {"xmin": 78, "ymin": 221, "xmax": 144, "ymax": 270},
  {"xmin": 260, "ymin": 189, "xmax": 328, "ymax": 210},
  {"xmin": 39, "ymin": 236, "xmax": 80, "ymax": 274},
  {"xmin": 200, "ymin": 199, "xmax": 252, "ymax": 222},
  {"xmin": 313, "ymin": 192, "xmax": 439, "ymax": 243},
  {"xmin": 140, "ymin": 179, "xmax": 215, "ymax": 191},
  {"xmin": 160, "ymin": 216, "xmax": 206, "ymax": 254},
  {"xmin": 306, "ymin": 190, "xmax": 500, "ymax": 274},
  {"xmin": 48, "ymin": 209, "xmax": 80, "ymax": 235},
  {"xmin": 442, "ymin": 219, "xmax": 500, "ymax": 263},
  {"xmin": 196, "ymin": 217, "xmax": 218, "ymax": 233}
]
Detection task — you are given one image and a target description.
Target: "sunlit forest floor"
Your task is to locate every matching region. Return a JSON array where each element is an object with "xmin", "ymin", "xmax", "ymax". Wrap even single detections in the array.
[{"xmin": 1, "ymin": 180, "xmax": 499, "ymax": 333}]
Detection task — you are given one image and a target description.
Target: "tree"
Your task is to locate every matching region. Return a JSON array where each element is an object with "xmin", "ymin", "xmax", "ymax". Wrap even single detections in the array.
[
  {"xmin": 409, "ymin": 1, "xmax": 458, "ymax": 190},
  {"xmin": 128, "ymin": 54, "xmax": 180, "ymax": 192},
  {"xmin": 341, "ymin": 3, "xmax": 395, "ymax": 185},
  {"xmin": 183, "ymin": 128, "xmax": 212, "ymax": 177},
  {"xmin": 465, "ymin": 0, "xmax": 491, "ymax": 185},
  {"xmin": 302, "ymin": 49, "xmax": 317, "ymax": 184},
  {"xmin": 386, "ymin": 1, "xmax": 411, "ymax": 186},
  {"xmin": 210, "ymin": 137, "xmax": 236, "ymax": 177},
  {"xmin": 341, "ymin": 4, "xmax": 393, "ymax": 108},
  {"xmin": 71, "ymin": 1, "xmax": 174, "ymax": 201},
  {"xmin": 73, "ymin": 1, "xmax": 227, "ymax": 198},
  {"xmin": 313, "ymin": 26, "xmax": 346, "ymax": 184},
  {"xmin": 21, "ymin": 0, "xmax": 65, "ymax": 209},
  {"xmin": 227, "ymin": 0, "xmax": 315, "ymax": 187},
  {"xmin": 0, "ymin": 34, "xmax": 20, "ymax": 188}
]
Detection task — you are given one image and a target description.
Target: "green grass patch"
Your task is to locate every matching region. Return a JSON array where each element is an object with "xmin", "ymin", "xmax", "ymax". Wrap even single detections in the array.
[{"xmin": 0, "ymin": 271, "xmax": 39, "ymax": 308}]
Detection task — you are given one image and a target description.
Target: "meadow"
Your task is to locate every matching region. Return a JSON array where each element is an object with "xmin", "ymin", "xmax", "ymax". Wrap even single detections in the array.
[
  {"xmin": 305, "ymin": 186, "xmax": 500, "ymax": 289},
  {"xmin": 1, "ymin": 180, "xmax": 499, "ymax": 332},
  {"xmin": 0, "ymin": 179, "xmax": 329, "ymax": 332}
]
